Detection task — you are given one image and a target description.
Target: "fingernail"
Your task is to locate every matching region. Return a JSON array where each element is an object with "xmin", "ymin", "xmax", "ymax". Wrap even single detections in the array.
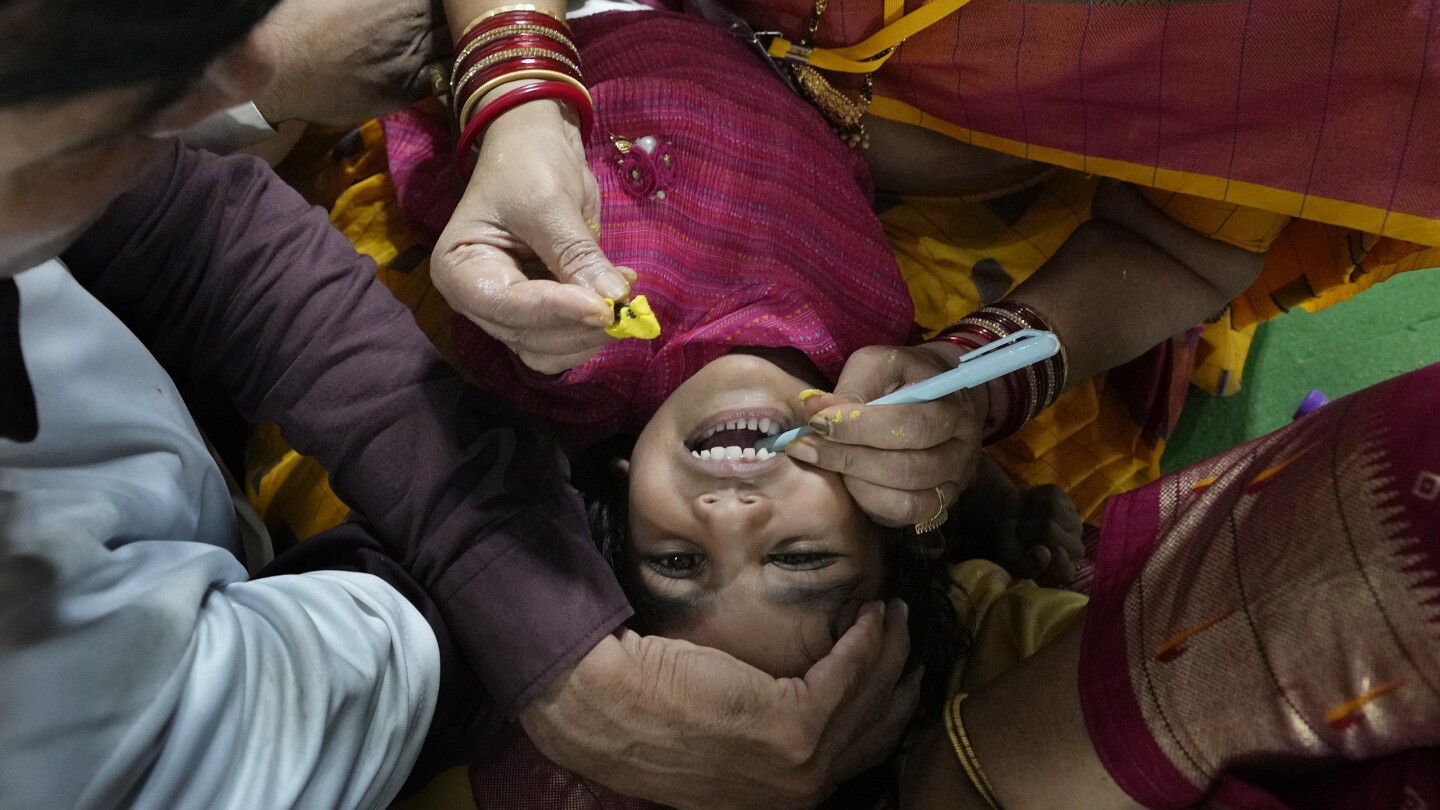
[
  {"xmin": 595, "ymin": 271, "xmax": 629, "ymax": 301},
  {"xmin": 806, "ymin": 415, "xmax": 833, "ymax": 436},
  {"xmin": 618, "ymin": 265, "xmax": 638, "ymax": 283},
  {"xmin": 798, "ymin": 388, "xmax": 830, "ymax": 402},
  {"xmin": 786, "ymin": 439, "xmax": 819, "ymax": 464},
  {"xmin": 894, "ymin": 599, "xmax": 909, "ymax": 622}
]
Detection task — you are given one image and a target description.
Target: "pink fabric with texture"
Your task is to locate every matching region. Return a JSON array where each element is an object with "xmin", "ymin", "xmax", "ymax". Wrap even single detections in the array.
[{"xmin": 383, "ymin": 10, "xmax": 914, "ymax": 443}]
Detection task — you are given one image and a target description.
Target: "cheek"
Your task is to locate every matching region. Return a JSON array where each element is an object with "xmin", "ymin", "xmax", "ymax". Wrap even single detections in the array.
[
  {"xmin": 626, "ymin": 430, "xmax": 683, "ymax": 527},
  {"xmin": 0, "ymin": 138, "xmax": 162, "ymax": 267}
]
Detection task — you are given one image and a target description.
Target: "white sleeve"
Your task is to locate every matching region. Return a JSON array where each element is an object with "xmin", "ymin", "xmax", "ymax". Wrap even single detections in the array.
[
  {"xmin": 0, "ymin": 534, "xmax": 439, "ymax": 810},
  {"xmin": 181, "ymin": 102, "xmax": 278, "ymax": 153}
]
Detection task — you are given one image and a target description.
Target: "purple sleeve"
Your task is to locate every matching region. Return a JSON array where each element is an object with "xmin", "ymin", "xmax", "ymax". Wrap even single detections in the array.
[{"xmin": 62, "ymin": 144, "xmax": 632, "ymax": 717}]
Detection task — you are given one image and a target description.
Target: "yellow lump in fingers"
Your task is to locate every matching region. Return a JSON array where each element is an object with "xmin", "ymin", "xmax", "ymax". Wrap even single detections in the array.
[{"xmin": 603, "ymin": 295, "xmax": 662, "ymax": 340}]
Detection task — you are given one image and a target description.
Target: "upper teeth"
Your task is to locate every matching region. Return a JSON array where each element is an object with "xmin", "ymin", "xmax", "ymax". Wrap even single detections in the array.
[
  {"xmin": 691, "ymin": 446, "xmax": 776, "ymax": 461},
  {"xmin": 694, "ymin": 417, "xmax": 780, "ymax": 443}
]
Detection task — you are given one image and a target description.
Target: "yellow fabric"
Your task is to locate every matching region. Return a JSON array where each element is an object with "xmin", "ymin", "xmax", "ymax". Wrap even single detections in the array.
[
  {"xmin": 245, "ymin": 422, "xmax": 351, "ymax": 541},
  {"xmin": 389, "ymin": 768, "xmax": 474, "ymax": 810},
  {"xmin": 949, "ymin": 560, "xmax": 1088, "ymax": 693},
  {"xmin": 765, "ymin": 0, "xmax": 974, "ymax": 73}
]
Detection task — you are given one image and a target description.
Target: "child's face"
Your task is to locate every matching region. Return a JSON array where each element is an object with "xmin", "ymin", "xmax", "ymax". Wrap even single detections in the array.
[{"xmin": 627, "ymin": 354, "xmax": 886, "ymax": 677}]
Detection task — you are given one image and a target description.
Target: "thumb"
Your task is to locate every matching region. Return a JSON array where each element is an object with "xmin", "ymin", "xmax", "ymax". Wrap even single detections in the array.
[{"xmin": 523, "ymin": 204, "xmax": 631, "ymax": 302}]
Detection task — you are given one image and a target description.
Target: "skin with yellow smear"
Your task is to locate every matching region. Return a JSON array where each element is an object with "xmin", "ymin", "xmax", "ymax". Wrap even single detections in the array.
[{"xmin": 798, "ymin": 389, "xmax": 829, "ymax": 402}]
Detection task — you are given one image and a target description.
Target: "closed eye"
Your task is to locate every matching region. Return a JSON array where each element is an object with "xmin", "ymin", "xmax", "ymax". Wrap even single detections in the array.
[{"xmin": 768, "ymin": 550, "xmax": 840, "ymax": 571}]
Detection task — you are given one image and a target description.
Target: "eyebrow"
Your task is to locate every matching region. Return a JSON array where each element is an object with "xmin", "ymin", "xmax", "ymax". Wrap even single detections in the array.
[{"xmin": 644, "ymin": 573, "xmax": 865, "ymax": 620}]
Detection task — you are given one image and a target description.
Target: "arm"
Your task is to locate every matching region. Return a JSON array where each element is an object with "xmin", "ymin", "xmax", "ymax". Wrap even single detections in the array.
[
  {"xmin": 0, "ymin": 521, "xmax": 441, "ymax": 810},
  {"xmin": 63, "ymin": 147, "xmax": 918, "ymax": 809},
  {"xmin": 428, "ymin": 0, "xmax": 632, "ymax": 375},
  {"xmin": 1004, "ymin": 179, "xmax": 1266, "ymax": 384},
  {"xmin": 62, "ymin": 144, "xmax": 632, "ymax": 720},
  {"xmin": 791, "ymin": 181, "xmax": 1266, "ymax": 526},
  {"xmin": 900, "ymin": 619, "xmax": 1138, "ymax": 810}
]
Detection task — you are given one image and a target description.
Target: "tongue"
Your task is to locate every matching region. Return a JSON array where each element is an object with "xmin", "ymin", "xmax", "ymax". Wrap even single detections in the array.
[{"xmin": 697, "ymin": 428, "xmax": 764, "ymax": 452}]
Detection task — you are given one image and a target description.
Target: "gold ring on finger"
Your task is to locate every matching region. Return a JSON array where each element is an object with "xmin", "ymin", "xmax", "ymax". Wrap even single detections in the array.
[{"xmin": 913, "ymin": 485, "xmax": 949, "ymax": 534}]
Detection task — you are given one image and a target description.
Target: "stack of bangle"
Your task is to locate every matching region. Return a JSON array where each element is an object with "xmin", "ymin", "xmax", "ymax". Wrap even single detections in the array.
[
  {"xmin": 450, "ymin": 3, "xmax": 595, "ymax": 179},
  {"xmin": 935, "ymin": 301, "xmax": 1068, "ymax": 442}
]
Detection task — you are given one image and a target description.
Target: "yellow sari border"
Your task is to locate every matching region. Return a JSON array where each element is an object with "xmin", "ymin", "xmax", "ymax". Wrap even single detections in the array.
[{"xmin": 869, "ymin": 96, "xmax": 1440, "ymax": 248}]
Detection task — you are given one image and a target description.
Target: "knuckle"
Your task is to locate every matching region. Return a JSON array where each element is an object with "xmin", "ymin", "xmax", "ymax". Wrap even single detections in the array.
[
  {"xmin": 554, "ymin": 239, "xmax": 606, "ymax": 280},
  {"xmin": 850, "ymin": 345, "xmax": 888, "ymax": 367}
]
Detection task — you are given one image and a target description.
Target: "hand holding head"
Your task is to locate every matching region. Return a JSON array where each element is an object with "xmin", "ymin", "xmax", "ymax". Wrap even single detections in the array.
[{"xmin": 518, "ymin": 601, "xmax": 919, "ymax": 810}]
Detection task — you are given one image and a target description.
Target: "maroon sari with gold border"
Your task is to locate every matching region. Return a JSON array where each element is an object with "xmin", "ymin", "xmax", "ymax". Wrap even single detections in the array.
[{"xmin": 1082, "ymin": 362, "xmax": 1440, "ymax": 808}]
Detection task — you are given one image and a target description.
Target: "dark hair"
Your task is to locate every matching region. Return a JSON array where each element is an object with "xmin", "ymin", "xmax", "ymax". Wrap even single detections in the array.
[
  {"xmin": 573, "ymin": 436, "xmax": 970, "ymax": 806},
  {"xmin": 0, "ymin": 0, "xmax": 279, "ymax": 107}
]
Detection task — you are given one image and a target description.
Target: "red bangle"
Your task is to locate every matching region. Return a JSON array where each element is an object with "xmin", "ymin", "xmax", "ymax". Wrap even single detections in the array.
[
  {"xmin": 457, "ymin": 10, "xmax": 570, "ymax": 51},
  {"xmin": 457, "ymin": 56, "xmax": 582, "ymax": 103},
  {"xmin": 455, "ymin": 80, "xmax": 594, "ymax": 180},
  {"xmin": 936, "ymin": 322, "xmax": 1029, "ymax": 442}
]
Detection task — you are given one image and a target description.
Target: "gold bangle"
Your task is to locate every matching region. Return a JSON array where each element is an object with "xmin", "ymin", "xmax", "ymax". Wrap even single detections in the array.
[
  {"xmin": 457, "ymin": 3, "xmax": 567, "ymax": 41},
  {"xmin": 944, "ymin": 693, "xmax": 1004, "ymax": 810},
  {"xmin": 452, "ymin": 23, "xmax": 578, "ymax": 87},
  {"xmin": 451, "ymin": 46, "xmax": 583, "ymax": 104},
  {"xmin": 457, "ymin": 69, "xmax": 592, "ymax": 131}
]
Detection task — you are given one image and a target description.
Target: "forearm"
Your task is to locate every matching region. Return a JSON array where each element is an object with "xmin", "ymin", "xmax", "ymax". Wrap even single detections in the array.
[
  {"xmin": 262, "ymin": 521, "xmax": 502, "ymax": 789},
  {"xmin": 63, "ymin": 145, "xmax": 630, "ymax": 713},
  {"xmin": 1008, "ymin": 182, "xmax": 1265, "ymax": 384},
  {"xmin": 920, "ymin": 182, "xmax": 1265, "ymax": 432}
]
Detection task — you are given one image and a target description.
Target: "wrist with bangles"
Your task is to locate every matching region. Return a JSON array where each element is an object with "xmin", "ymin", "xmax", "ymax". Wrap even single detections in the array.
[
  {"xmin": 449, "ymin": 3, "xmax": 595, "ymax": 180},
  {"xmin": 926, "ymin": 301, "xmax": 1069, "ymax": 443}
]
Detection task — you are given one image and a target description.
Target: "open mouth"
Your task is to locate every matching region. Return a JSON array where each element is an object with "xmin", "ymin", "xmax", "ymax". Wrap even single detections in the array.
[{"xmin": 685, "ymin": 413, "xmax": 786, "ymax": 461}]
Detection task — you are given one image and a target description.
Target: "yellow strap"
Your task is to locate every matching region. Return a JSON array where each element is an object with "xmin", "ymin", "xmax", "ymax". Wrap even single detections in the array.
[{"xmin": 767, "ymin": 0, "xmax": 975, "ymax": 73}]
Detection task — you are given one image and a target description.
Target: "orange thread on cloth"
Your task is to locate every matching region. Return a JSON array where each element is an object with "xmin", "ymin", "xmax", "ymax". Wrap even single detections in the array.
[
  {"xmin": 1191, "ymin": 442, "xmax": 1320, "ymax": 493},
  {"xmin": 1326, "ymin": 679, "xmax": 1406, "ymax": 730},
  {"xmin": 1154, "ymin": 608, "xmax": 1236, "ymax": 662}
]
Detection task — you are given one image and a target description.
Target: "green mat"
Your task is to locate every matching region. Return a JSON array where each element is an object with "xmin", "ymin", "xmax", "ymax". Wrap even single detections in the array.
[{"xmin": 1164, "ymin": 268, "xmax": 1440, "ymax": 473}]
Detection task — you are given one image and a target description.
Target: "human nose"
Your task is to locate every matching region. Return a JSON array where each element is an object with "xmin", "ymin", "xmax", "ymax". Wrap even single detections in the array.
[{"xmin": 693, "ymin": 488, "xmax": 774, "ymax": 532}]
